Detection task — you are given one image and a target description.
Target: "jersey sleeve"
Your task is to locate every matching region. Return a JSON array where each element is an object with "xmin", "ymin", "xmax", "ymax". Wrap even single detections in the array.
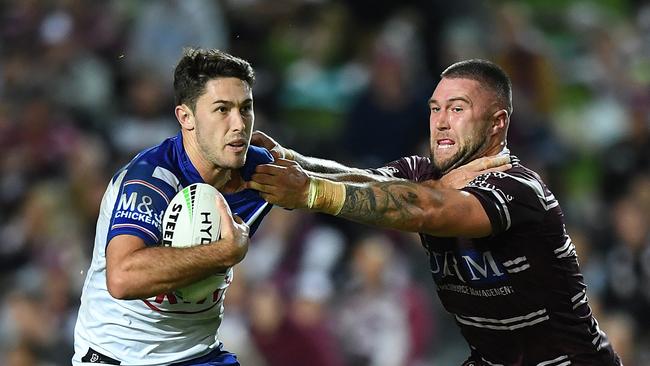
[
  {"xmin": 366, "ymin": 155, "xmax": 436, "ymax": 182},
  {"xmin": 461, "ymin": 170, "xmax": 554, "ymax": 235},
  {"xmin": 107, "ymin": 161, "xmax": 177, "ymax": 247}
]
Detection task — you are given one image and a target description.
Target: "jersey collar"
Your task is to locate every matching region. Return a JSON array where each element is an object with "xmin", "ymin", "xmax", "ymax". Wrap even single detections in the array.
[{"xmin": 172, "ymin": 131, "xmax": 205, "ymax": 184}]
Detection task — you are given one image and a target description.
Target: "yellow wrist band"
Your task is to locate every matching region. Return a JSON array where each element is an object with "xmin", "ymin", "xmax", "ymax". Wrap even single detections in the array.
[{"xmin": 307, "ymin": 177, "xmax": 346, "ymax": 215}]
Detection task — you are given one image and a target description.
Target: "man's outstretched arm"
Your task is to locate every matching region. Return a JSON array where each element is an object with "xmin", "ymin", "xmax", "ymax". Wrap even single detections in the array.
[
  {"xmin": 252, "ymin": 131, "xmax": 364, "ymax": 174},
  {"xmin": 251, "ymin": 130, "xmax": 510, "ymax": 186},
  {"xmin": 247, "ymin": 159, "xmax": 499, "ymax": 238},
  {"xmin": 337, "ymin": 179, "xmax": 491, "ymax": 237}
]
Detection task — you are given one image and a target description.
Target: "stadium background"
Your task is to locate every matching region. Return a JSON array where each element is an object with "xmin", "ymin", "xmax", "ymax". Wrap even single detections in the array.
[{"xmin": 0, "ymin": 0, "xmax": 648, "ymax": 365}]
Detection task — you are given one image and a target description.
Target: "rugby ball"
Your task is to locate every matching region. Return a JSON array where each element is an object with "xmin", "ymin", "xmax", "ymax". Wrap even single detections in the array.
[{"xmin": 161, "ymin": 183, "xmax": 223, "ymax": 302}]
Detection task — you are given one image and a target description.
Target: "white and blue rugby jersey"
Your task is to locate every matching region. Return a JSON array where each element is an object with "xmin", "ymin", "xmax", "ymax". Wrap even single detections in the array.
[{"xmin": 73, "ymin": 132, "xmax": 273, "ymax": 366}]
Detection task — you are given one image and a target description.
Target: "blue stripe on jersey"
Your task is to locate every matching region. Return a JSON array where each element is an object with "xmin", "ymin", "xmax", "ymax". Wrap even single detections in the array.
[{"xmin": 107, "ymin": 132, "xmax": 273, "ymax": 247}]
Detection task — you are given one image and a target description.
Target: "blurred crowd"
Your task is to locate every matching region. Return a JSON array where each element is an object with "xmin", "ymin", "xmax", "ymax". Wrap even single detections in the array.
[{"xmin": 0, "ymin": 0, "xmax": 648, "ymax": 365}]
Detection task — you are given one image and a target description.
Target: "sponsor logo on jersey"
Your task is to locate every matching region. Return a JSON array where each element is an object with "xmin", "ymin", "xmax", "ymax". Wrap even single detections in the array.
[
  {"xmin": 115, "ymin": 192, "xmax": 164, "ymax": 227},
  {"xmin": 430, "ymin": 248, "xmax": 507, "ymax": 285}
]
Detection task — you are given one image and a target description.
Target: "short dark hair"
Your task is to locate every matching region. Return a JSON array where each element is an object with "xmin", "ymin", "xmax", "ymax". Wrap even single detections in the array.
[
  {"xmin": 173, "ymin": 48, "xmax": 255, "ymax": 111},
  {"xmin": 441, "ymin": 59, "xmax": 513, "ymax": 115}
]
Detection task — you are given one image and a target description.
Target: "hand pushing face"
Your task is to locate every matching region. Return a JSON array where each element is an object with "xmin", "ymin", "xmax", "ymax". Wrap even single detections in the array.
[{"xmin": 246, "ymin": 159, "xmax": 311, "ymax": 209}]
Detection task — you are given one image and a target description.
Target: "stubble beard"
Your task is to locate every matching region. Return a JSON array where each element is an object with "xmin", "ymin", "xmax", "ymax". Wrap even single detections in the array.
[
  {"xmin": 196, "ymin": 127, "xmax": 246, "ymax": 170},
  {"xmin": 430, "ymin": 134, "xmax": 489, "ymax": 176}
]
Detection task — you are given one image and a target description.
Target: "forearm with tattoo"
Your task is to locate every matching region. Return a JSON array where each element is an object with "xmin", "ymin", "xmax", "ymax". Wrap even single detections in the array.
[{"xmin": 338, "ymin": 181, "xmax": 443, "ymax": 232}]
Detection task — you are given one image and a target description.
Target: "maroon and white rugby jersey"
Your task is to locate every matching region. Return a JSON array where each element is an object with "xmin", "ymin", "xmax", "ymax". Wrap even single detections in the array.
[{"xmin": 369, "ymin": 155, "xmax": 621, "ymax": 366}]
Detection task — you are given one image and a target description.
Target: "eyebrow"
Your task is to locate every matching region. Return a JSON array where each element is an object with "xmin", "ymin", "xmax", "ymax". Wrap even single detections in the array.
[
  {"xmin": 428, "ymin": 96, "xmax": 472, "ymax": 105},
  {"xmin": 212, "ymin": 98, "xmax": 253, "ymax": 105}
]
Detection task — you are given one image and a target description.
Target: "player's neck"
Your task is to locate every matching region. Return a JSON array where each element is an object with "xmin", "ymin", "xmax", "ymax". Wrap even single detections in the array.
[
  {"xmin": 220, "ymin": 170, "xmax": 244, "ymax": 194},
  {"xmin": 208, "ymin": 168, "xmax": 232, "ymax": 190},
  {"xmin": 197, "ymin": 164, "xmax": 245, "ymax": 193},
  {"xmin": 482, "ymin": 139, "xmax": 508, "ymax": 158},
  {"xmin": 198, "ymin": 166, "xmax": 245, "ymax": 192}
]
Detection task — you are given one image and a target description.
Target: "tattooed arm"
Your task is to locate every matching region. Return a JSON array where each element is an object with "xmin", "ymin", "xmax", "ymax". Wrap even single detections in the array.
[
  {"xmin": 252, "ymin": 131, "xmax": 362, "ymax": 174},
  {"xmin": 252, "ymin": 131, "xmax": 510, "ymax": 185},
  {"xmin": 338, "ymin": 180, "xmax": 491, "ymax": 238},
  {"xmin": 247, "ymin": 160, "xmax": 492, "ymax": 238}
]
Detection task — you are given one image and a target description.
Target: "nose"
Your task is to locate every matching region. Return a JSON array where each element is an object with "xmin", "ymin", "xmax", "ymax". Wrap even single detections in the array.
[
  {"xmin": 231, "ymin": 110, "xmax": 246, "ymax": 132},
  {"xmin": 431, "ymin": 109, "xmax": 449, "ymax": 131}
]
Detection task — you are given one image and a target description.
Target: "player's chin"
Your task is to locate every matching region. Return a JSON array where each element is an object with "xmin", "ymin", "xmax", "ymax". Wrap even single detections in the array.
[
  {"xmin": 433, "ymin": 157, "xmax": 458, "ymax": 175},
  {"xmin": 224, "ymin": 156, "xmax": 247, "ymax": 169}
]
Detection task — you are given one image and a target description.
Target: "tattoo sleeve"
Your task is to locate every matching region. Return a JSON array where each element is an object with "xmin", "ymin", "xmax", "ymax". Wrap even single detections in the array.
[{"xmin": 339, "ymin": 181, "xmax": 443, "ymax": 232}]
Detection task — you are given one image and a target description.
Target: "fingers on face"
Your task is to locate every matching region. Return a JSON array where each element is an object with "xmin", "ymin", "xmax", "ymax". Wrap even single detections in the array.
[
  {"xmin": 252, "ymin": 130, "xmax": 271, "ymax": 141},
  {"xmin": 251, "ymin": 133, "xmax": 264, "ymax": 146}
]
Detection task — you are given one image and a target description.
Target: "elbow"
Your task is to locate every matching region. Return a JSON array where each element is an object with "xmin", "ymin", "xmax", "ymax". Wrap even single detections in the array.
[
  {"xmin": 220, "ymin": 249, "xmax": 247, "ymax": 270},
  {"xmin": 412, "ymin": 208, "xmax": 444, "ymax": 235},
  {"xmin": 219, "ymin": 238, "xmax": 250, "ymax": 269},
  {"xmin": 106, "ymin": 269, "xmax": 134, "ymax": 300}
]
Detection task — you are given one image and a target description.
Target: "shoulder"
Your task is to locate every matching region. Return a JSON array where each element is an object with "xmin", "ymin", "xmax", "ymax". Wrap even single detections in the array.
[
  {"xmin": 470, "ymin": 164, "xmax": 546, "ymax": 194},
  {"xmin": 120, "ymin": 136, "xmax": 182, "ymax": 193},
  {"xmin": 461, "ymin": 157, "xmax": 557, "ymax": 233},
  {"xmin": 465, "ymin": 157, "xmax": 556, "ymax": 210}
]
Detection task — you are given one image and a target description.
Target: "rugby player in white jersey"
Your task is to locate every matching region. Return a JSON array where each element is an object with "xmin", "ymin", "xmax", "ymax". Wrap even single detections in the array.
[
  {"xmin": 72, "ymin": 48, "xmax": 274, "ymax": 366},
  {"xmin": 248, "ymin": 59, "xmax": 622, "ymax": 365}
]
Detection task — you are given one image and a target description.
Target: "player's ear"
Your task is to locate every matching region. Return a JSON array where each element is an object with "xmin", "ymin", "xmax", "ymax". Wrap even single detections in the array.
[
  {"xmin": 490, "ymin": 109, "xmax": 508, "ymax": 136},
  {"xmin": 175, "ymin": 104, "xmax": 195, "ymax": 131}
]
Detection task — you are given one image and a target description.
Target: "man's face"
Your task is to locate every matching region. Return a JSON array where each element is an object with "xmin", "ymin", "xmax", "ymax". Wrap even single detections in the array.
[
  {"xmin": 428, "ymin": 77, "xmax": 494, "ymax": 174},
  {"xmin": 192, "ymin": 77, "xmax": 254, "ymax": 169}
]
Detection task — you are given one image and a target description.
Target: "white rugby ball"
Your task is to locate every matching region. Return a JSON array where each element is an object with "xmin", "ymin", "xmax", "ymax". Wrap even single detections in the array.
[{"xmin": 161, "ymin": 183, "xmax": 223, "ymax": 302}]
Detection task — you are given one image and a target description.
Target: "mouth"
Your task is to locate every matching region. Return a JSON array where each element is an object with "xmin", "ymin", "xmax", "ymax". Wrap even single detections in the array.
[
  {"xmin": 226, "ymin": 139, "xmax": 247, "ymax": 152},
  {"xmin": 436, "ymin": 138, "xmax": 456, "ymax": 150}
]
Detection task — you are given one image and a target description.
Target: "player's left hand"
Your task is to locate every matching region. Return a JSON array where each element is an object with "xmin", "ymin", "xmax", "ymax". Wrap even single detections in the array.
[
  {"xmin": 246, "ymin": 158, "xmax": 310, "ymax": 209},
  {"xmin": 437, "ymin": 155, "xmax": 511, "ymax": 189}
]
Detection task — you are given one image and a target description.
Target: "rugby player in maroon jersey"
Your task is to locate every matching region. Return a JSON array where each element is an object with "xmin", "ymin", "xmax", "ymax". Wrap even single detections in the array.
[{"xmin": 248, "ymin": 59, "xmax": 622, "ymax": 365}]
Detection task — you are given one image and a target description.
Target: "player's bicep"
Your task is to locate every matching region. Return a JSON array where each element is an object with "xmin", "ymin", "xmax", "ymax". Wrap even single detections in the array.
[{"xmin": 420, "ymin": 189, "xmax": 492, "ymax": 238}]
